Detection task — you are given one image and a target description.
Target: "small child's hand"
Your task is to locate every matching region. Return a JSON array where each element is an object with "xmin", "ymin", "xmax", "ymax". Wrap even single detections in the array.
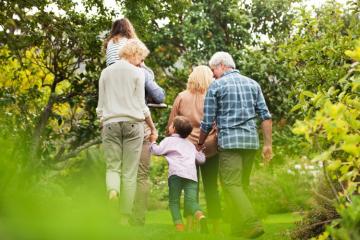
[
  {"xmin": 196, "ymin": 143, "xmax": 206, "ymax": 152},
  {"xmin": 149, "ymin": 132, "xmax": 158, "ymax": 143}
]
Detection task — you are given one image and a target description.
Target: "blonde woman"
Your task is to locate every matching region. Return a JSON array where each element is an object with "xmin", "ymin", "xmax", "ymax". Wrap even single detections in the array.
[
  {"xmin": 166, "ymin": 65, "xmax": 221, "ymax": 232},
  {"xmin": 96, "ymin": 39, "xmax": 157, "ymax": 220},
  {"xmin": 104, "ymin": 18, "xmax": 165, "ymax": 225}
]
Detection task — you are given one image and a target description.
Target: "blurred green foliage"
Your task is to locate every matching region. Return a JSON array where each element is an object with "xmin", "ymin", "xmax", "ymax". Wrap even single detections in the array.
[{"xmin": 1, "ymin": 1, "xmax": 360, "ymax": 239}]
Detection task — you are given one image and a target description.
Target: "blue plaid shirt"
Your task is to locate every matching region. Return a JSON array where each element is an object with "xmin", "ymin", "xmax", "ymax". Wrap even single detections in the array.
[{"xmin": 200, "ymin": 70, "xmax": 271, "ymax": 149}]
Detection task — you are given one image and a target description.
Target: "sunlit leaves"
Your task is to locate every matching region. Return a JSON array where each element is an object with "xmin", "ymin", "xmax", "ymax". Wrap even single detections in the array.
[{"xmin": 292, "ymin": 43, "xmax": 360, "ymax": 208}]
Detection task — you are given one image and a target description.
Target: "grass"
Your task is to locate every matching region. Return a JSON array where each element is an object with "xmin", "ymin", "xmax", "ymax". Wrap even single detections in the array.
[{"xmin": 0, "ymin": 194, "xmax": 300, "ymax": 240}]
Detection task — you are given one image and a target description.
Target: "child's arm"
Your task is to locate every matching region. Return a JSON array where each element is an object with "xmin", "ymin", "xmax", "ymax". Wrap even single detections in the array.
[
  {"xmin": 195, "ymin": 151, "xmax": 206, "ymax": 165},
  {"xmin": 150, "ymin": 138, "xmax": 169, "ymax": 156}
]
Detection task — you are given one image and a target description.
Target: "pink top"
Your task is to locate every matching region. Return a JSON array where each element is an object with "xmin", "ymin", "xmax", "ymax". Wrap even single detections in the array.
[
  {"xmin": 167, "ymin": 90, "xmax": 218, "ymax": 158},
  {"xmin": 150, "ymin": 134, "xmax": 205, "ymax": 182}
]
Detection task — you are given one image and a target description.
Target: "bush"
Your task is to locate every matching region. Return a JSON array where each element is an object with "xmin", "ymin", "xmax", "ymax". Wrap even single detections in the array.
[{"xmin": 249, "ymin": 161, "xmax": 314, "ymax": 217}]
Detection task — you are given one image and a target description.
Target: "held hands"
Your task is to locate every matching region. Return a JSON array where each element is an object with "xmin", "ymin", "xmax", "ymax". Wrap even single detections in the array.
[
  {"xmin": 196, "ymin": 143, "xmax": 206, "ymax": 152},
  {"xmin": 262, "ymin": 144, "xmax": 273, "ymax": 164},
  {"xmin": 149, "ymin": 128, "xmax": 158, "ymax": 143}
]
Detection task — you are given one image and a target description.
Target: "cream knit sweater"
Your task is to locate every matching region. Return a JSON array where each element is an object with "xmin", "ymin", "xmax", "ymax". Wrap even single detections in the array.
[{"xmin": 96, "ymin": 59, "xmax": 150, "ymax": 125}]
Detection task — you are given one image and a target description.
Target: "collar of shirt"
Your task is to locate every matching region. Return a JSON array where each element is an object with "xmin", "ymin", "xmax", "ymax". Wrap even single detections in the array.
[
  {"xmin": 221, "ymin": 69, "xmax": 240, "ymax": 78},
  {"xmin": 170, "ymin": 133, "xmax": 181, "ymax": 138}
]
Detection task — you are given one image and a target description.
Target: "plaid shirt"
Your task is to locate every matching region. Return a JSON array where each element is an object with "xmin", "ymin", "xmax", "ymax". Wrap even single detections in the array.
[{"xmin": 200, "ymin": 70, "xmax": 271, "ymax": 149}]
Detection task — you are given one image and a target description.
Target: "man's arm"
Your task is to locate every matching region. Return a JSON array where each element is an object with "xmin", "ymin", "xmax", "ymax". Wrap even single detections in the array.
[
  {"xmin": 142, "ymin": 65, "xmax": 165, "ymax": 103},
  {"xmin": 254, "ymin": 84, "xmax": 272, "ymax": 162},
  {"xmin": 198, "ymin": 84, "xmax": 217, "ymax": 150},
  {"xmin": 261, "ymin": 119, "xmax": 272, "ymax": 162}
]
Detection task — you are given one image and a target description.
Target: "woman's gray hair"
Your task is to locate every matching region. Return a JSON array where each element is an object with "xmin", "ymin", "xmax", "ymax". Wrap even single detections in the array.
[{"xmin": 208, "ymin": 51, "xmax": 236, "ymax": 68}]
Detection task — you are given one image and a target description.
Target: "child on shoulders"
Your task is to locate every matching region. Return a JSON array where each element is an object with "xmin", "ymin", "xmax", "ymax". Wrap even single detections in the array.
[
  {"xmin": 103, "ymin": 18, "xmax": 165, "ymax": 105},
  {"xmin": 150, "ymin": 116, "xmax": 208, "ymax": 233}
]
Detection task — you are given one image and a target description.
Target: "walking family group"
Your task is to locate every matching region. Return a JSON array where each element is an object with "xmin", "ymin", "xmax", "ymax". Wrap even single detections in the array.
[{"xmin": 96, "ymin": 18, "xmax": 272, "ymax": 239}]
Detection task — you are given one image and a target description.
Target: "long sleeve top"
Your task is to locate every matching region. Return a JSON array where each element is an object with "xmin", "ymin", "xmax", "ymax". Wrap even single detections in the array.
[
  {"xmin": 142, "ymin": 64, "xmax": 165, "ymax": 104},
  {"xmin": 106, "ymin": 38, "xmax": 165, "ymax": 104},
  {"xmin": 150, "ymin": 134, "xmax": 205, "ymax": 182},
  {"xmin": 200, "ymin": 70, "xmax": 271, "ymax": 149},
  {"xmin": 167, "ymin": 90, "xmax": 218, "ymax": 158},
  {"xmin": 96, "ymin": 59, "xmax": 150, "ymax": 124}
]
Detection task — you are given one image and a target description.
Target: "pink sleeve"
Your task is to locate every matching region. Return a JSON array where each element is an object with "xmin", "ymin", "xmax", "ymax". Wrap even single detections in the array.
[
  {"xmin": 195, "ymin": 151, "xmax": 206, "ymax": 164},
  {"xmin": 150, "ymin": 138, "xmax": 169, "ymax": 156}
]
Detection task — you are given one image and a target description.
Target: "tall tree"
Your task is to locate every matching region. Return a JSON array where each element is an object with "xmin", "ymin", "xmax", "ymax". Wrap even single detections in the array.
[{"xmin": 0, "ymin": 0, "xmax": 113, "ymax": 165}]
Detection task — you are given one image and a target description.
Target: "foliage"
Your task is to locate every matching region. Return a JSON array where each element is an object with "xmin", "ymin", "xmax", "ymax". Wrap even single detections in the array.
[
  {"xmin": 326, "ymin": 196, "xmax": 360, "ymax": 240},
  {"xmin": 242, "ymin": 1, "xmax": 360, "ymax": 120},
  {"xmin": 291, "ymin": 176, "xmax": 341, "ymax": 240},
  {"xmin": 0, "ymin": 0, "xmax": 113, "ymax": 165},
  {"xmin": 292, "ymin": 42, "xmax": 360, "ymax": 203},
  {"xmin": 249, "ymin": 161, "xmax": 314, "ymax": 217},
  {"xmin": 291, "ymin": 42, "xmax": 360, "ymax": 239},
  {"xmin": 119, "ymin": 0, "xmax": 299, "ymax": 122}
]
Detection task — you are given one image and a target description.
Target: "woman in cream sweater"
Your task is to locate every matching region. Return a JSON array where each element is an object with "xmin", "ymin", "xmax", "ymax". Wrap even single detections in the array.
[{"xmin": 96, "ymin": 39, "xmax": 157, "ymax": 219}]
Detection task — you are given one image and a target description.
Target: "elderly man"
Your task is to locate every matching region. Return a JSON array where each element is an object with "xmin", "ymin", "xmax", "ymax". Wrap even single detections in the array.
[{"xmin": 198, "ymin": 52, "xmax": 272, "ymax": 238}]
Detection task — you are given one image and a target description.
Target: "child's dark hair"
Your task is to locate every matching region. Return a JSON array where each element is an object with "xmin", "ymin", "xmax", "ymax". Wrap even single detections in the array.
[
  {"xmin": 173, "ymin": 116, "xmax": 193, "ymax": 138},
  {"xmin": 103, "ymin": 18, "xmax": 137, "ymax": 50}
]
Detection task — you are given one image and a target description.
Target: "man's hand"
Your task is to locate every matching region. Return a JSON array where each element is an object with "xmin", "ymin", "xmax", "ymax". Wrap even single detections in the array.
[{"xmin": 262, "ymin": 145, "xmax": 272, "ymax": 164}]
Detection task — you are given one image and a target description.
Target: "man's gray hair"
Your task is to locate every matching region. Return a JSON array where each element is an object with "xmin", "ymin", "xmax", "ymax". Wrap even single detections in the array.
[{"xmin": 209, "ymin": 51, "xmax": 236, "ymax": 68}]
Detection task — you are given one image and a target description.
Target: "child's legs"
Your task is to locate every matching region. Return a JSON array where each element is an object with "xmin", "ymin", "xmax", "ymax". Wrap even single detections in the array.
[
  {"xmin": 102, "ymin": 122, "xmax": 123, "ymax": 194},
  {"xmin": 168, "ymin": 175, "xmax": 184, "ymax": 224},
  {"xmin": 183, "ymin": 179, "xmax": 201, "ymax": 216},
  {"xmin": 120, "ymin": 122, "xmax": 144, "ymax": 215}
]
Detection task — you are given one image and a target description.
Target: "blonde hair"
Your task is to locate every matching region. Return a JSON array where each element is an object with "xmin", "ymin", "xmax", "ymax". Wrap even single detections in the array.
[
  {"xmin": 119, "ymin": 39, "xmax": 150, "ymax": 61},
  {"xmin": 186, "ymin": 65, "xmax": 213, "ymax": 94}
]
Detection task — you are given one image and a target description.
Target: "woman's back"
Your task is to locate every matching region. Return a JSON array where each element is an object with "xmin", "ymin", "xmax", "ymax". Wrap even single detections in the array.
[{"xmin": 168, "ymin": 90, "xmax": 217, "ymax": 157}]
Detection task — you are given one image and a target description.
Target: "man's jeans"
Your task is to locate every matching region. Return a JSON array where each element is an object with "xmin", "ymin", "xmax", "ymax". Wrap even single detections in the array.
[
  {"xmin": 218, "ymin": 149, "xmax": 262, "ymax": 235},
  {"xmin": 168, "ymin": 175, "xmax": 201, "ymax": 224},
  {"xmin": 102, "ymin": 121, "xmax": 144, "ymax": 215}
]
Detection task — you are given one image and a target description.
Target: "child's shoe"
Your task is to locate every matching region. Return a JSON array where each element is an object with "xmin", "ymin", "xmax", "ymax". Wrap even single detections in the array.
[
  {"xmin": 195, "ymin": 211, "xmax": 209, "ymax": 234},
  {"xmin": 175, "ymin": 223, "xmax": 185, "ymax": 232},
  {"xmin": 108, "ymin": 190, "xmax": 118, "ymax": 201}
]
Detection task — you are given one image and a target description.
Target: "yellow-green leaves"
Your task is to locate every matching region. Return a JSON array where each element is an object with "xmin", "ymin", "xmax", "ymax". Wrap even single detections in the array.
[
  {"xmin": 345, "ymin": 41, "xmax": 360, "ymax": 61},
  {"xmin": 292, "ymin": 42, "xmax": 360, "ymax": 208}
]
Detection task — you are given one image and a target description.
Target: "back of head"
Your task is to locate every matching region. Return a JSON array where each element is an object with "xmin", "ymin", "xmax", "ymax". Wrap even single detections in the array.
[
  {"xmin": 187, "ymin": 65, "xmax": 213, "ymax": 94},
  {"xmin": 173, "ymin": 116, "xmax": 193, "ymax": 138},
  {"xmin": 209, "ymin": 51, "xmax": 236, "ymax": 68},
  {"xmin": 119, "ymin": 39, "xmax": 150, "ymax": 62},
  {"xmin": 104, "ymin": 18, "xmax": 137, "ymax": 50}
]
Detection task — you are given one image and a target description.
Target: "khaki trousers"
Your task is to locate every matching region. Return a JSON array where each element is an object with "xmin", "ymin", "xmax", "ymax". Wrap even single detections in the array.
[{"xmin": 102, "ymin": 121, "xmax": 144, "ymax": 215}]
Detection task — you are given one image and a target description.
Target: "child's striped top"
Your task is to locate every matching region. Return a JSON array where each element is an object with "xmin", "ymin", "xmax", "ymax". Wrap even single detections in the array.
[{"xmin": 105, "ymin": 38, "xmax": 128, "ymax": 66}]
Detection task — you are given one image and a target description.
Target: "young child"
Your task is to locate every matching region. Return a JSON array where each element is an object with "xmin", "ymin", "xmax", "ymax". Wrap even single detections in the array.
[
  {"xmin": 150, "ymin": 116, "xmax": 208, "ymax": 233},
  {"xmin": 103, "ymin": 18, "xmax": 165, "ymax": 105}
]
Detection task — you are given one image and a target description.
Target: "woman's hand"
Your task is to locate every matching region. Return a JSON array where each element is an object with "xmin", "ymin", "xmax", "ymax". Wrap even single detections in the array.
[{"xmin": 149, "ymin": 129, "xmax": 158, "ymax": 143}]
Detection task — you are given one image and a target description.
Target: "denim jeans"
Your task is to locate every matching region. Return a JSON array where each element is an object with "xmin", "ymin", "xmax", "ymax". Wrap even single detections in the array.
[
  {"xmin": 168, "ymin": 175, "xmax": 201, "ymax": 224},
  {"xmin": 218, "ymin": 149, "xmax": 262, "ymax": 235}
]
